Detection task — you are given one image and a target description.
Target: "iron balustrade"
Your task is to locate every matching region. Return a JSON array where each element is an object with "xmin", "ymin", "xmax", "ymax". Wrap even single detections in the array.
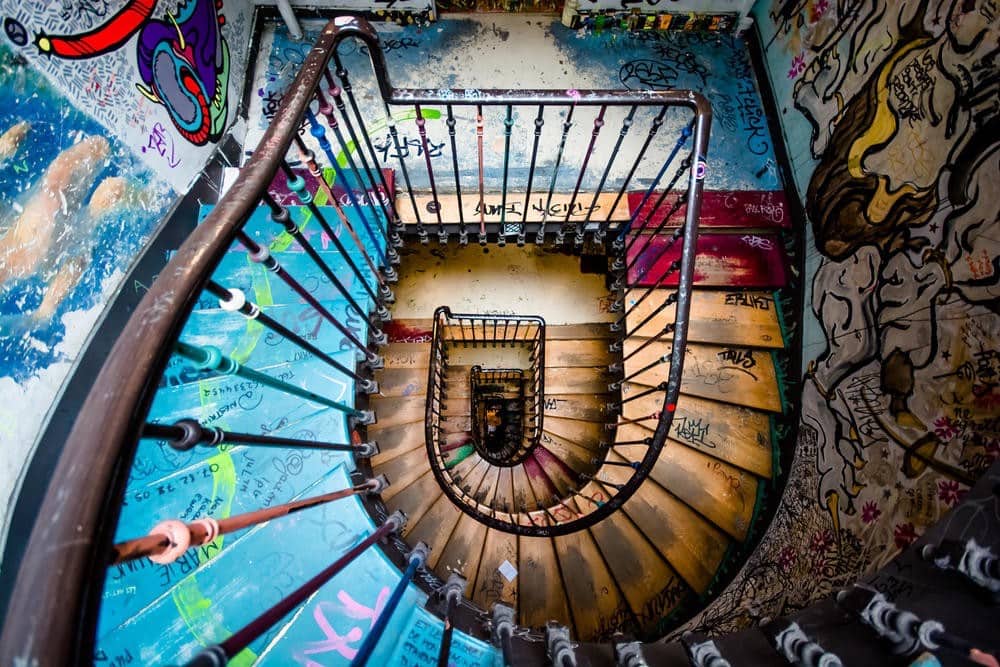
[{"xmin": 0, "ymin": 15, "xmax": 711, "ymax": 664}]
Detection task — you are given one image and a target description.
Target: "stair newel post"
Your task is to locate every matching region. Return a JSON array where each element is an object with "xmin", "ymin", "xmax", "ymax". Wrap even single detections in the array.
[
  {"xmin": 599, "ymin": 106, "xmax": 668, "ymax": 244},
  {"xmin": 204, "ymin": 280, "xmax": 377, "ymax": 391},
  {"xmin": 183, "ymin": 511, "xmax": 407, "ymax": 667},
  {"xmin": 291, "ymin": 133, "xmax": 399, "ymax": 274},
  {"xmin": 143, "ymin": 419, "xmax": 379, "ymax": 456},
  {"xmin": 592, "ymin": 105, "xmax": 637, "ymax": 244},
  {"xmin": 435, "ymin": 573, "xmax": 467, "ymax": 667},
  {"xmin": 498, "ymin": 104, "xmax": 514, "ymax": 248},
  {"xmin": 414, "ymin": 104, "xmax": 446, "ymax": 244},
  {"xmin": 521, "ymin": 105, "xmax": 545, "ymax": 247},
  {"xmin": 304, "ymin": 108, "xmax": 388, "ymax": 267},
  {"xmin": 492, "ymin": 604, "xmax": 516, "ymax": 667},
  {"xmin": 261, "ymin": 191, "xmax": 390, "ymax": 336},
  {"xmin": 351, "ymin": 542, "xmax": 431, "ymax": 667},
  {"xmin": 233, "ymin": 229, "xmax": 384, "ymax": 366},
  {"xmin": 537, "ymin": 104, "xmax": 575, "ymax": 246},
  {"xmin": 279, "ymin": 161, "xmax": 393, "ymax": 310},
  {"xmin": 445, "ymin": 104, "xmax": 468, "ymax": 246},
  {"xmin": 323, "ymin": 70, "xmax": 396, "ymax": 235},
  {"xmin": 475, "ymin": 104, "xmax": 487, "ymax": 246},
  {"xmin": 174, "ymin": 341, "xmax": 376, "ymax": 426},
  {"xmin": 329, "ymin": 53, "xmax": 401, "ymax": 232},
  {"xmin": 568, "ymin": 104, "xmax": 606, "ymax": 247},
  {"xmin": 111, "ymin": 476, "xmax": 388, "ymax": 565}
]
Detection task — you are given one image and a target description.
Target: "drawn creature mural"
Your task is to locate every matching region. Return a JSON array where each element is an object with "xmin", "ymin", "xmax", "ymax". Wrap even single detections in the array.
[{"xmin": 668, "ymin": 0, "xmax": 998, "ymax": 637}]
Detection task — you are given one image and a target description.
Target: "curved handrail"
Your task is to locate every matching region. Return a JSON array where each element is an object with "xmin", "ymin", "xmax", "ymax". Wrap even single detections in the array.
[
  {"xmin": 0, "ymin": 15, "xmax": 711, "ymax": 662},
  {"xmin": 0, "ymin": 16, "xmax": 383, "ymax": 667}
]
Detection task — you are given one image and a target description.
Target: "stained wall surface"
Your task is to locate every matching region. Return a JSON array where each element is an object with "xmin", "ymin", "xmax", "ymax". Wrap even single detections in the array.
[
  {"xmin": 668, "ymin": 0, "xmax": 999, "ymax": 636},
  {"xmin": 0, "ymin": 0, "xmax": 254, "ymax": 555}
]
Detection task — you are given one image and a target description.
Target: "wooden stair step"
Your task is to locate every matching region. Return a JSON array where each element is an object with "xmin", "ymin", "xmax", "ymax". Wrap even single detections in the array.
[
  {"xmin": 436, "ymin": 512, "xmax": 489, "ymax": 593},
  {"xmin": 406, "ymin": 494, "xmax": 464, "ymax": 568},
  {"xmin": 510, "ymin": 463, "xmax": 536, "ymax": 511},
  {"xmin": 553, "ymin": 529, "xmax": 635, "ymax": 640},
  {"xmin": 491, "ymin": 467, "xmax": 517, "ymax": 514},
  {"xmin": 599, "ymin": 455, "xmax": 729, "ymax": 592},
  {"xmin": 588, "ymin": 511, "xmax": 690, "ymax": 630},
  {"xmin": 473, "ymin": 463, "xmax": 502, "ymax": 506},
  {"xmin": 531, "ymin": 446, "xmax": 584, "ymax": 495},
  {"xmin": 543, "ymin": 416, "xmax": 606, "ymax": 449},
  {"xmin": 522, "ymin": 456, "xmax": 561, "ymax": 508},
  {"xmin": 626, "ymin": 233, "xmax": 788, "ymax": 288},
  {"xmin": 624, "ymin": 288, "xmax": 785, "ymax": 349},
  {"xmin": 384, "ymin": 470, "xmax": 441, "ymax": 526},
  {"xmin": 370, "ymin": 395, "xmax": 427, "ymax": 428},
  {"xmin": 382, "ymin": 342, "xmax": 431, "ymax": 369},
  {"xmin": 617, "ymin": 394, "xmax": 773, "ymax": 478},
  {"xmin": 396, "ymin": 191, "xmax": 630, "ymax": 225},
  {"xmin": 615, "ymin": 443, "xmax": 758, "ymax": 541},
  {"xmin": 546, "ymin": 323, "xmax": 616, "ymax": 340},
  {"xmin": 545, "ymin": 339, "xmax": 612, "ymax": 367},
  {"xmin": 370, "ymin": 421, "xmax": 426, "ymax": 466},
  {"xmin": 622, "ymin": 339, "xmax": 782, "ymax": 413},
  {"xmin": 519, "ymin": 536, "xmax": 573, "ymax": 629},
  {"xmin": 543, "ymin": 393, "xmax": 610, "ymax": 422},
  {"xmin": 629, "ymin": 189, "xmax": 792, "ymax": 231},
  {"xmin": 538, "ymin": 431, "xmax": 601, "ymax": 475},
  {"xmin": 377, "ymin": 447, "xmax": 432, "ymax": 500},
  {"xmin": 374, "ymin": 367, "xmax": 429, "ymax": 398},
  {"xmin": 473, "ymin": 528, "xmax": 519, "ymax": 610},
  {"xmin": 543, "ymin": 365, "xmax": 615, "ymax": 394}
]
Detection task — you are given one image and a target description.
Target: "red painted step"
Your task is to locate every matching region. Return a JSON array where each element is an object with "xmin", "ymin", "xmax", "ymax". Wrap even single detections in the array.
[
  {"xmin": 628, "ymin": 189, "xmax": 791, "ymax": 230},
  {"xmin": 627, "ymin": 233, "xmax": 788, "ymax": 288}
]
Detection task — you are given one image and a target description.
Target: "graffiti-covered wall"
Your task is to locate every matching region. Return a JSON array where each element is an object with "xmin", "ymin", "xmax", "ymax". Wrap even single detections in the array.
[
  {"xmin": 667, "ymin": 0, "xmax": 999, "ymax": 635},
  {"xmin": 0, "ymin": 0, "xmax": 254, "ymax": 191}
]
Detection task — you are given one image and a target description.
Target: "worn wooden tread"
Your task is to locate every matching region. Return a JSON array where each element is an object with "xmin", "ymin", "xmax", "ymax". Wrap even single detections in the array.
[
  {"xmin": 384, "ymin": 470, "xmax": 441, "ymax": 527},
  {"xmin": 386, "ymin": 318, "xmax": 615, "ymax": 341},
  {"xmin": 626, "ymin": 233, "xmax": 789, "ymax": 288},
  {"xmin": 615, "ymin": 393, "xmax": 773, "ymax": 478},
  {"xmin": 519, "ymin": 536, "xmax": 573, "ymax": 629},
  {"xmin": 473, "ymin": 528, "xmax": 518, "ymax": 610},
  {"xmin": 554, "ymin": 529, "xmax": 635, "ymax": 640},
  {"xmin": 543, "ymin": 393, "xmax": 611, "ymax": 422},
  {"xmin": 436, "ymin": 512, "xmax": 489, "ymax": 592},
  {"xmin": 374, "ymin": 367, "xmax": 429, "ymax": 398},
  {"xmin": 396, "ymin": 191, "xmax": 631, "ymax": 225},
  {"xmin": 623, "ymin": 288, "xmax": 785, "ymax": 349},
  {"xmin": 621, "ymin": 339, "xmax": 782, "ymax": 413}
]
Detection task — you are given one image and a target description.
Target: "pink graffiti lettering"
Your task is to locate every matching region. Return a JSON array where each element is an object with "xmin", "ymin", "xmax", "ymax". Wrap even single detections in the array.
[{"xmin": 294, "ymin": 587, "xmax": 390, "ymax": 665}]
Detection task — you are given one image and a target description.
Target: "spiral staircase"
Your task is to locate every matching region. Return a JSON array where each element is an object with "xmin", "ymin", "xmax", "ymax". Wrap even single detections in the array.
[{"xmin": 2, "ymin": 15, "xmax": 998, "ymax": 667}]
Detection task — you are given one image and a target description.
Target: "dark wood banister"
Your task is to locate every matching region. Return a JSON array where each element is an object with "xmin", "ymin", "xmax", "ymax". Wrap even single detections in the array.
[{"xmin": 0, "ymin": 15, "xmax": 711, "ymax": 664}]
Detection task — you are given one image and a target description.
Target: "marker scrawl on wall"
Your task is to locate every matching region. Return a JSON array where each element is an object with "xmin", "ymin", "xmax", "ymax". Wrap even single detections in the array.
[{"xmin": 27, "ymin": 0, "xmax": 230, "ymax": 146}]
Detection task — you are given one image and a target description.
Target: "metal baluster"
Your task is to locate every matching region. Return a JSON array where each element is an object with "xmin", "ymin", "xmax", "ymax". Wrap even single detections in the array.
[
  {"xmin": 382, "ymin": 102, "xmax": 426, "ymax": 243},
  {"xmin": 414, "ymin": 104, "xmax": 446, "ymax": 244},
  {"xmin": 610, "ymin": 290, "xmax": 676, "ymax": 337},
  {"xmin": 536, "ymin": 105, "xmax": 575, "ymax": 246},
  {"xmin": 205, "ymin": 280, "xmax": 378, "ymax": 392},
  {"xmin": 498, "ymin": 104, "xmax": 514, "ymax": 248},
  {"xmin": 293, "ymin": 135, "xmax": 399, "ymax": 276},
  {"xmin": 324, "ymin": 72, "xmax": 394, "ymax": 236},
  {"xmin": 330, "ymin": 54, "xmax": 400, "ymax": 228},
  {"xmin": 613, "ymin": 120, "xmax": 693, "ymax": 246},
  {"xmin": 234, "ymin": 230, "xmax": 384, "ymax": 363},
  {"xmin": 476, "ymin": 105, "xmax": 487, "ymax": 246},
  {"xmin": 185, "ymin": 511, "xmax": 406, "ymax": 667},
  {"xmin": 614, "ymin": 322, "xmax": 675, "ymax": 364},
  {"xmin": 351, "ymin": 542, "xmax": 430, "ymax": 666},
  {"xmin": 598, "ymin": 106, "xmax": 668, "ymax": 241},
  {"xmin": 590, "ymin": 105, "xmax": 637, "ymax": 244},
  {"xmin": 174, "ymin": 341, "xmax": 375, "ymax": 424},
  {"xmin": 611, "ymin": 258, "xmax": 681, "ymax": 315},
  {"xmin": 436, "ymin": 573, "xmax": 467, "ymax": 667},
  {"xmin": 281, "ymin": 162, "xmax": 391, "ymax": 309},
  {"xmin": 262, "ymin": 193, "xmax": 389, "ymax": 332},
  {"xmin": 560, "ymin": 105, "xmax": 605, "ymax": 246},
  {"xmin": 111, "ymin": 476, "xmax": 387, "ymax": 565},
  {"xmin": 521, "ymin": 106, "xmax": 545, "ymax": 246},
  {"xmin": 620, "ymin": 158, "xmax": 691, "ymax": 261},
  {"xmin": 305, "ymin": 109, "xmax": 388, "ymax": 265},
  {"xmin": 614, "ymin": 192, "xmax": 688, "ymax": 280},
  {"xmin": 445, "ymin": 104, "xmax": 468, "ymax": 246},
  {"xmin": 609, "ymin": 351, "xmax": 671, "ymax": 390},
  {"xmin": 141, "ymin": 420, "xmax": 379, "ymax": 456}
]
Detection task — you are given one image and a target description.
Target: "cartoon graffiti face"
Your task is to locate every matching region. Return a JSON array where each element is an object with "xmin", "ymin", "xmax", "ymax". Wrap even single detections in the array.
[{"xmin": 135, "ymin": 0, "xmax": 231, "ymax": 146}]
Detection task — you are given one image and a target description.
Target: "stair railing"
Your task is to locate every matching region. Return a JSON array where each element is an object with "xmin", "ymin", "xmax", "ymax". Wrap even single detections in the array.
[{"xmin": 0, "ymin": 14, "xmax": 711, "ymax": 663}]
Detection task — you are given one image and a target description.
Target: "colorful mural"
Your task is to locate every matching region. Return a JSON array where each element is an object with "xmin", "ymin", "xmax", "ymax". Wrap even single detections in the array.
[
  {"xmin": 0, "ymin": 0, "xmax": 253, "ymax": 189},
  {"xmin": 668, "ymin": 0, "xmax": 999, "ymax": 636},
  {"xmin": 0, "ymin": 44, "xmax": 173, "ymax": 543}
]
